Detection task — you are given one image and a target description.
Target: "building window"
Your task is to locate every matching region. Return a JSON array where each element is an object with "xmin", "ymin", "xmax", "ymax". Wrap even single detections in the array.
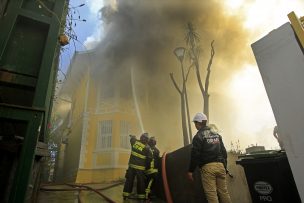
[
  {"xmin": 100, "ymin": 79, "xmax": 114, "ymax": 100},
  {"xmin": 120, "ymin": 120, "xmax": 130, "ymax": 149},
  {"xmin": 97, "ymin": 120, "xmax": 112, "ymax": 149}
]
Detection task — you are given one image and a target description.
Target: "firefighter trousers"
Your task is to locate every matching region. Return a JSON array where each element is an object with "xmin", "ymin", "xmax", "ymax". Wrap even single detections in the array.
[
  {"xmin": 123, "ymin": 167, "xmax": 146, "ymax": 199},
  {"xmin": 145, "ymin": 172, "xmax": 158, "ymax": 199}
]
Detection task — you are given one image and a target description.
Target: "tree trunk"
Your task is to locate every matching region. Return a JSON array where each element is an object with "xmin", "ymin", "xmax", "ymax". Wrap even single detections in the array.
[{"xmin": 203, "ymin": 92, "xmax": 209, "ymax": 120}]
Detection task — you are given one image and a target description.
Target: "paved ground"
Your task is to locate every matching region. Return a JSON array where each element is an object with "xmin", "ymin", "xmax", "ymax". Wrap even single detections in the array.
[{"xmin": 37, "ymin": 182, "xmax": 165, "ymax": 203}]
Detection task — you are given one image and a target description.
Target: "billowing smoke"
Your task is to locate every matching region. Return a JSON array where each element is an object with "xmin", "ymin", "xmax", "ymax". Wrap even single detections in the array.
[{"xmin": 90, "ymin": 0, "xmax": 253, "ymax": 151}]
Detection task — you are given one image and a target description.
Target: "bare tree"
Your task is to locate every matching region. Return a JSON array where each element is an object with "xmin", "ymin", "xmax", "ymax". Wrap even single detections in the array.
[{"xmin": 185, "ymin": 22, "xmax": 215, "ymax": 119}]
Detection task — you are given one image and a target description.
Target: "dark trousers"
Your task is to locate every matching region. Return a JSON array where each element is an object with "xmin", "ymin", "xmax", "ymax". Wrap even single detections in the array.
[
  {"xmin": 123, "ymin": 167, "xmax": 146, "ymax": 199},
  {"xmin": 145, "ymin": 172, "xmax": 158, "ymax": 199}
]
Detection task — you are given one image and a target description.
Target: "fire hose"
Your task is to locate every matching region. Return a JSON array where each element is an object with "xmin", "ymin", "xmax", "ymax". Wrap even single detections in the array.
[
  {"xmin": 161, "ymin": 152, "xmax": 173, "ymax": 203},
  {"xmin": 40, "ymin": 182, "xmax": 123, "ymax": 203}
]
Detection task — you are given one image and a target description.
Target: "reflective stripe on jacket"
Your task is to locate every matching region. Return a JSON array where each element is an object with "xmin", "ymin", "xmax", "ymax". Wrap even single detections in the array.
[
  {"xmin": 145, "ymin": 146, "xmax": 160, "ymax": 175},
  {"xmin": 129, "ymin": 139, "xmax": 152, "ymax": 170}
]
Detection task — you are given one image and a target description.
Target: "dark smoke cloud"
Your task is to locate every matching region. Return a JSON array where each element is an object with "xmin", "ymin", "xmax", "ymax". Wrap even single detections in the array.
[{"xmin": 91, "ymin": 0, "xmax": 251, "ymax": 151}]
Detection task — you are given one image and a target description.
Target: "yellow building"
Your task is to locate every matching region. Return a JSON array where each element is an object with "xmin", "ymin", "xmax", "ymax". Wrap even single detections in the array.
[{"xmin": 56, "ymin": 50, "xmax": 141, "ymax": 183}]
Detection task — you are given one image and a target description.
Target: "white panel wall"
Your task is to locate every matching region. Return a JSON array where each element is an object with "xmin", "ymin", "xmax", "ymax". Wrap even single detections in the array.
[{"xmin": 252, "ymin": 22, "xmax": 304, "ymax": 202}]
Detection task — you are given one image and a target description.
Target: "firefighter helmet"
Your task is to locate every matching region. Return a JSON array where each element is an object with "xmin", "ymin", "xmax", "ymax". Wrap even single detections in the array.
[
  {"xmin": 148, "ymin": 136, "xmax": 156, "ymax": 146},
  {"xmin": 140, "ymin": 133, "xmax": 149, "ymax": 143}
]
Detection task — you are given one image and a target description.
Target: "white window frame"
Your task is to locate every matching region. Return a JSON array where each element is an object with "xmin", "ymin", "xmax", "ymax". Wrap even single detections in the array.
[
  {"xmin": 96, "ymin": 120, "xmax": 112, "ymax": 149},
  {"xmin": 120, "ymin": 120, "xmax": 130, "ymax": 149}
]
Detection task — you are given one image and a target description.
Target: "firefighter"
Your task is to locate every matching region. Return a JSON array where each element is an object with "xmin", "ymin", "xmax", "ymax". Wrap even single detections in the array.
[
  {"xmin": 123, "ymin": 133, "xmax": 152, "ymax": 201},
  {"xmin": 145, "ymin": 137, "xmax": 160, "ymax": 199}
]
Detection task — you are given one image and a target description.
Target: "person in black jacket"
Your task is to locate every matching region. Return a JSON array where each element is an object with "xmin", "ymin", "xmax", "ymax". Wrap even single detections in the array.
[
  {"xmin": 187, "ymin": 113, "xmax": 232, "ymax": 203},
  {"xmin": 123, "ymin": 133, "xmax": 152, "ymax": 201}
]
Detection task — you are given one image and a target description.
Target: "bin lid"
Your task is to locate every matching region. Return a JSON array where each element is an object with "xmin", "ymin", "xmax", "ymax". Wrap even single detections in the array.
[{"xmin": 236, "ymin": 150, "xmax": 286, "ymax": 165}]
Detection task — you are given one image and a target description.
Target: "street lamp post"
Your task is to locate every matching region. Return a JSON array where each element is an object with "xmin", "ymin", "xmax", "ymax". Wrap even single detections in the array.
[{"xmin": 173, "ymin": 47, "xmax": 192, "ymax": 143}]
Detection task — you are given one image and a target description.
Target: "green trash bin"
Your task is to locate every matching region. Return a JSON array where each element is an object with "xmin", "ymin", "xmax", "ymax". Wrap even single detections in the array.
[{"xmin": 236, "ymin": 150, "xmax": 301, "ymax": 203}]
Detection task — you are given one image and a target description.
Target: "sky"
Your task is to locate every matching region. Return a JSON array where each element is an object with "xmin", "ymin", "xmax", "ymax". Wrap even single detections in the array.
[{"xmin": 58, "ymin": 0, "xmax": 304, "ymax": 152}]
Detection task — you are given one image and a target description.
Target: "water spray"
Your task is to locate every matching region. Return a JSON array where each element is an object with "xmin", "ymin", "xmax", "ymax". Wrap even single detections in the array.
[{"xmin": 131, "ymin": 66, "xmax": 145, "ymax": 133}]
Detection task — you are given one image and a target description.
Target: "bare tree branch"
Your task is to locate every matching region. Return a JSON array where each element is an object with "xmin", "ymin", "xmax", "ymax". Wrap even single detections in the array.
[
  {"xmin": 184, "ymin": 22, "xmax": 216, "ymax": 119},
  {"xmin": 185, "ymin": 63, "xmax": 194, "ymax": 82},
  {"xmin": 194, "ymin": 56, "xmax": 205, "ymax": 94},
  {"xmin": 185, "ymin": 23, "xmax": 205, "ymax": 95},
  {"xmin": 170, "ymin": 73, "xmax": 182, "ymax": 94},
  {"xmin": 185, "ymin": 22, "xmax": 200, "ymax": 49},
  {"xmin": 204, "ymin": 40, "xmax": 215, "ymax": 94}
]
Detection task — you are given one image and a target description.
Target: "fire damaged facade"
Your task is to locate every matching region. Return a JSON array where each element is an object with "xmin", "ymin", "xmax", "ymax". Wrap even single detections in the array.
[{"xmin": 54, "ymin": 50, "xmax": 141, "ymax": 183}]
